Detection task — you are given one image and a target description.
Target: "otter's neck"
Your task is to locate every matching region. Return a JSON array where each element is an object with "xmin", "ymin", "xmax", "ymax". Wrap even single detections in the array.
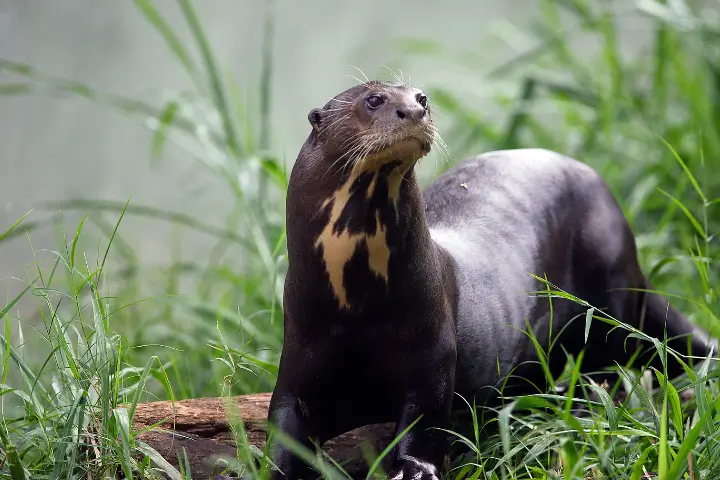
[{"xmin": 287, "ymin": 161, "xmax": 435, "ymax": 312}]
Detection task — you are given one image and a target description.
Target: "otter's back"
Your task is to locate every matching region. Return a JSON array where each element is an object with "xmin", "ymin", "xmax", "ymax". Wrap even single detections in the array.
[
  {"xmin": 424, "ymin": 148, "xmax": 598, "ymax": 228},
  {"xmin": 424, "ymin": 148, "xmax": 601, "ymax": 395}
]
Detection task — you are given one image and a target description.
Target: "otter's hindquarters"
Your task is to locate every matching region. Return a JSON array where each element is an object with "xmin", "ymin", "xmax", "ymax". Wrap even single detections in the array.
[{"xmin": 557, "ymin": 155, "xmax": 715, "ymax": 383}]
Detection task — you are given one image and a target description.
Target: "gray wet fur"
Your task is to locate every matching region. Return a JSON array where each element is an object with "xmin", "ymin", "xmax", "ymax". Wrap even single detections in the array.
[{"xmin": 427, "ymin": 148, "xmax": 714, "ymax": 402}]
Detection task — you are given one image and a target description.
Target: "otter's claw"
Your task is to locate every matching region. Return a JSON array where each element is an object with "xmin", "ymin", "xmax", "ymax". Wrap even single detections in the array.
[{"xmin": 389, "ymin": 456, "xmax": 440, "ymax": 480}]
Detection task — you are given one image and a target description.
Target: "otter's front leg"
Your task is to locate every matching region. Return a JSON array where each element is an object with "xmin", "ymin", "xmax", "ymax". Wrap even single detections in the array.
[
  {"xmin": 389, "ymin": 337, "xmax": 456, "ymax": 480},
  {"xmin": 267, "ymin": 393, "xmax": 319, "ymax": 480}
]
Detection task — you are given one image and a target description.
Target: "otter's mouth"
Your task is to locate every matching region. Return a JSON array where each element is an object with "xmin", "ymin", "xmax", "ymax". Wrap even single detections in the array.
[
  {"xmin": 402, "ymin": 135, "xmax": 433, "ymax": 152},
  {"xmin": 370, "ymin": 135, "xmax": 434, "ymax": 162}
]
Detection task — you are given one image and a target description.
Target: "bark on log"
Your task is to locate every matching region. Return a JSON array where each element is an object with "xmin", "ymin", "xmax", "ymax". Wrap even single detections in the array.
[{"xmin": 131, "ymin": 393, "xmax": 395, "ymax": 479}]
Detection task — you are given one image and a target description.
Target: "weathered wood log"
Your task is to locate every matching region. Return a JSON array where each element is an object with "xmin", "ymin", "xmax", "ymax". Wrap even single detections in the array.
[{"xmin": 131, "ymin": 393, "xmax": 396, "ymax": 479}]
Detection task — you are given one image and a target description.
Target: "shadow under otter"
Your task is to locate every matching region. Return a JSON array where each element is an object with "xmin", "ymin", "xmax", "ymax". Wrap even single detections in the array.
[{"xmin": 267, "ymin": 81, "xmax": 715, "ymax": 480}]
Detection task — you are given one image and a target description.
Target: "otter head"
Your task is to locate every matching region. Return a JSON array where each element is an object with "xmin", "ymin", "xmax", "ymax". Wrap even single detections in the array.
[
  {"xmin": 297, "ymin": 81, "xmax": 436, "ymax": 311},
  {"xmin": 306, "ymin": 81, "xmax": 435, "ymax": 179}
]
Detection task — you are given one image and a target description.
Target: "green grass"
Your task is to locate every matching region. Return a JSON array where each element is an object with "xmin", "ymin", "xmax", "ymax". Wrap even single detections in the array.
[{"xmin": 1, "ymin": 0, "xmax": 719, "ymax": 478}]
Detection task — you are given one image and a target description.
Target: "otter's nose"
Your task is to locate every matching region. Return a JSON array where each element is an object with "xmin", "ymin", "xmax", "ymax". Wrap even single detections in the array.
[{"xmin": 396, "ymin": 104, "xmax": 426, "ymax": 122}]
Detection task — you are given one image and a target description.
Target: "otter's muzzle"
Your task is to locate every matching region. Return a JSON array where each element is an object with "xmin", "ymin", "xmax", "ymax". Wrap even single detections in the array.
[{"xmin": 395, "ymin": 103, "xmax": 427, "ymax": 123}]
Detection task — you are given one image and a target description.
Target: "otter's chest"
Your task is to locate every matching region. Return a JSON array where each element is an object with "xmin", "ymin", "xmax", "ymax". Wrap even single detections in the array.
[{"xmin": 313, "ymin": 168, "xmax": 408, "ymax": 311}]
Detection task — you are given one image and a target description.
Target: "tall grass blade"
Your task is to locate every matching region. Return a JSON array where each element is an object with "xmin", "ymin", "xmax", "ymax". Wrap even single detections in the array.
[
  {"xmin": 136, "ymin": 441, "xmax": 183, "ymax": 480},
  {"xmin": 0, "ymin": 210, "xmax": 33, "ymax": 242},
  {"xmin": 258, "ymin": 0, "xmax": 275, "ymax": 151},
  {"xmin": 176, "ymin": 0, "xmax": 242, "ymax": 157},
  {"xmin": 661, "ymin": 137, "xmax": 706, "ymax": 203},
  {"xmin": 0, "ymin": 83, "xmax": 32, "ymax": 95},
  {"xmin": 133, "ymin": 0, "xmax": 200, "ymax": 83}
]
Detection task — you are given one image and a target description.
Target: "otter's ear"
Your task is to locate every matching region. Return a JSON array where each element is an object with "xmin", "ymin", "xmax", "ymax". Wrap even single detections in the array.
[{"xmin": 308, "ymin": 108, "xmax": 323, "ymax": 133}]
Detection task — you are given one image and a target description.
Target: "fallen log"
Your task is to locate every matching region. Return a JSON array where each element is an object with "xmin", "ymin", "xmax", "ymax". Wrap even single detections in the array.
[{"xmin": 131, "ymin": 393, "xmax": 396, "ymax": 479}]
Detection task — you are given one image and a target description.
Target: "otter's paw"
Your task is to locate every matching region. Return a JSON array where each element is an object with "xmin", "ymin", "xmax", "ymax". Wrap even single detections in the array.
[{"xmin": 389, "ymin": 455, "xmax": 440, "ymax": 480}]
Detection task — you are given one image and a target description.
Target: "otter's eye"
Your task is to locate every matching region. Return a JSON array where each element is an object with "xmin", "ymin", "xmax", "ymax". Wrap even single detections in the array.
[
  {"xmin": 366, "ymin": 95, "xmax": 385, "ymax": 110},
  {"xmin": 416, "ymin": 93, "xmax": 428, "ymax": 109}
]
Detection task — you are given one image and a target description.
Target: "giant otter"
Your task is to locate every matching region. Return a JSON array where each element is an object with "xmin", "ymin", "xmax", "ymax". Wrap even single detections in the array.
[{"xmin": 267, "ymin": 80, "xmax": 714, "ymax": 479}]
